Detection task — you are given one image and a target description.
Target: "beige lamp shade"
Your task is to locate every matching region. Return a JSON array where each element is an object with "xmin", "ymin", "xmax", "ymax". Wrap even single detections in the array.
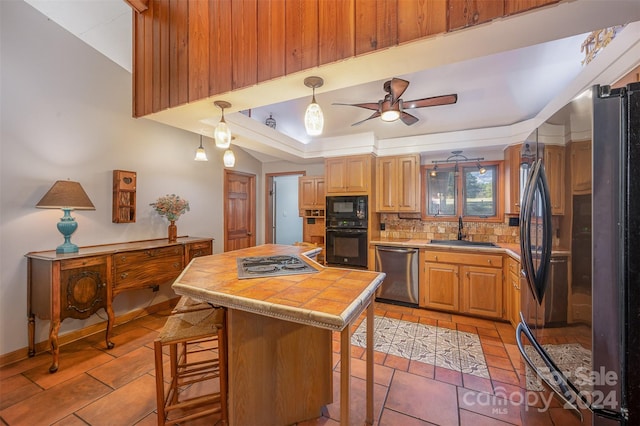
[{"xmin": 36, "ymin": 180, "xmax": 96, "ymax": 210}]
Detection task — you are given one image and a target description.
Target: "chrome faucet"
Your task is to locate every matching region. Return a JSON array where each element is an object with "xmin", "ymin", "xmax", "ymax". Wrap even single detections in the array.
[{"xmin": 457, "ymin": 216, "xmax": 465, "ymax": 240}]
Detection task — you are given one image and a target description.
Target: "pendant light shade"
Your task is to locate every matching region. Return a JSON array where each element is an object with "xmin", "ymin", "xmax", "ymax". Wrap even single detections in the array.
[
  {"xmin": 304, "ymin": 76, "xmax": 324, "ymax": 136},
  {"xmin": 223, "ymin": 149, "xmax": 236, "ymax": 167},
  {"xmin": 194, "ymin": 135, "xmax": 208, "ymax": 161},
  {"xmin": 214, "ymin": 100, "xmax": 232, "ymax": 149}
]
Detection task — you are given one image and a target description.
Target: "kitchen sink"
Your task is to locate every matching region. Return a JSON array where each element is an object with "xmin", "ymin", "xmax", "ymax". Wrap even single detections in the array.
[{"xmin": 429, "ymin": 239, "xmax": 497, "ymax": 247}]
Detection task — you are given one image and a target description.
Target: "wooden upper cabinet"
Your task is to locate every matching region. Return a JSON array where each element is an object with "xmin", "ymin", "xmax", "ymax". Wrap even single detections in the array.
[
  {"xmin": 132, "ymin": 0, "xmax": 560, "ymax": 118},
  {"xmin": 375, "ymin": 154, "xmax": 420, "ymax": 212},
  {"xmin": 299, "ymin": 176, "xmax": 326, "ymax": 211},
  {"xmin": 325, "ymin": 154, "xmax": 373, "ymax": 194},
  {"xmin": 504, "ymin": 144, "xmax": 522, "ymax": 215},
  {"xmin": 571, "ymin": 140, "xmax": 592, "ymax": 194},
  {"xmin": 544, "ymin": 145, "xmax": 565, "ymax": 215}
]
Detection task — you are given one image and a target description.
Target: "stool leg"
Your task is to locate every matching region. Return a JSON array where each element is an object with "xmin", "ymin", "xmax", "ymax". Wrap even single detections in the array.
[
  {"xmin": 218, "ymin": 314, "xmax": 228, "ymax": 425},
  {"xmin": 154, "ymin": 339, "xmax": 166, "ymax": 426}
]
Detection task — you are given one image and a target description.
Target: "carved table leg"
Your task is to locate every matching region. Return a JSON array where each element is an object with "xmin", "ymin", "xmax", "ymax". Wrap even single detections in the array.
[
  {"xmin": 28, "ymin": 313, "xmax": 35, "ymax": 357},
  {"xmin": 105, "ymin": 306, "xmax": 115, "ymax": 349},
  {"xmin": 48, "ymin": 319, "xmax": 60, "ymax": 373}
]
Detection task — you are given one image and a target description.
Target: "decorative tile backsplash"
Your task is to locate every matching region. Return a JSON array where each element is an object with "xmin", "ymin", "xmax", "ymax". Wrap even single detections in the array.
[{"xmin": 379, "ymin": 213, "xmax": 520, "ymax": 244}]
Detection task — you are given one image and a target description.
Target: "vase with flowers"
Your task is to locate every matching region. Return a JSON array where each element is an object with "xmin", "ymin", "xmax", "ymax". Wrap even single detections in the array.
[{"xmin": 150, "ymin": 194, "xmax": 190, "ymax": 242}]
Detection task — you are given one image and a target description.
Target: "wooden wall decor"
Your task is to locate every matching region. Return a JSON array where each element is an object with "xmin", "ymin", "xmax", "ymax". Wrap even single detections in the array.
[{"xmin": 112, "ymin": 170, "xmax": 137, "ymax": 223}]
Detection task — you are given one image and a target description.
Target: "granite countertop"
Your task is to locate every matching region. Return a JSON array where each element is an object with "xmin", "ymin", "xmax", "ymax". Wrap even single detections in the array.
[{"xmin": 172, "ymin": 244, "xmax": 385, "ymax": 331}]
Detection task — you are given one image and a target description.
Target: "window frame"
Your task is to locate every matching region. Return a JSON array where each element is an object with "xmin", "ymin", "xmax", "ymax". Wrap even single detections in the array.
[{"xmin": 420, "ymin": 160, "xmax": 504, "ymax": 222}]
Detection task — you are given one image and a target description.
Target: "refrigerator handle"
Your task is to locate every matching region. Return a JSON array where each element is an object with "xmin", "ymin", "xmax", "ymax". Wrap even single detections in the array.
[
  {"xmin": 536, "ymin": 163, "xmax": 553, "ymax": 301},
  {"xmin": 519, "ymin": 160, "xmax": 538, "ymax": 299}
]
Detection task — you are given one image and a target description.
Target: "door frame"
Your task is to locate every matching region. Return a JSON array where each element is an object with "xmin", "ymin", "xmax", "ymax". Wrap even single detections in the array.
[{"xmin": 264, "ymin": 171, "xmax": 305, "ymax": 244}]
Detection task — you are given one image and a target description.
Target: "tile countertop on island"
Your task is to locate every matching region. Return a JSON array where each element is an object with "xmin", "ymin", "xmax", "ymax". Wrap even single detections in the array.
[{"xmin": 172, "ymin": 243, "xmax": 385, "ymax": 331}]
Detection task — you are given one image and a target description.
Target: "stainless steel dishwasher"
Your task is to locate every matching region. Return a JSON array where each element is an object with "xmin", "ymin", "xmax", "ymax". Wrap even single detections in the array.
[{"xmin": 375, "ymin": 246, "xmax": 419, "ymax": 306}]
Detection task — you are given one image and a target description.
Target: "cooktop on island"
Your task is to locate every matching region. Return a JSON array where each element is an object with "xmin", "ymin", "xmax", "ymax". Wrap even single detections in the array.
[{"xmin": 236, "ymin": 254, "xmax": 318, "ymax": 279}]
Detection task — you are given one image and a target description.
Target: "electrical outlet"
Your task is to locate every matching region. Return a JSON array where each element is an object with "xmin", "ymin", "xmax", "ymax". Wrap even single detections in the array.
[{"xmin": 380, "ymin": 223, "xmax": 386, "ymax": 231}]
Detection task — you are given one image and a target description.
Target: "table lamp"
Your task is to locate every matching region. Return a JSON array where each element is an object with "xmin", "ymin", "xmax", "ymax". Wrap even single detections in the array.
[{"xmin": 36, "ymin": 180, "xmax": 96, "ymax": 253}]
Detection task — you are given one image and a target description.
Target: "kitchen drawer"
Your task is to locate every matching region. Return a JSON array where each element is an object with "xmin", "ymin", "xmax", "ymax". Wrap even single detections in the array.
[
  {"xmin": 186, "ymin": 240, "xmax": 213, "ymax": 261},
  {"xmin": 114, "ymin": 247, "xmax": 184, "ymax": 292},
  {"xmin": 61, "ymin": 256, "xmax": 108, "ymax": 270},
  {"xmin": 423, "ymin": 250, "xmax": 502, "ymax": 268}
]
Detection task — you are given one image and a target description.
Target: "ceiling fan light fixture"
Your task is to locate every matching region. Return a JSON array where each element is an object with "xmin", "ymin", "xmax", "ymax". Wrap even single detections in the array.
[
  {"xmin": 194, "ymin": 134, "xmax": 208, "ymax": 161},
  {"xmin": 381, "ymin": 109, "xmax": 400, "ymax": 122},
  {"xmin": 214, "ymin": 100, "xmax": 232, "ymax": 149},
  {"xmin": 304, "ymin": 76, "xmax": 324, "ymax": 136}
]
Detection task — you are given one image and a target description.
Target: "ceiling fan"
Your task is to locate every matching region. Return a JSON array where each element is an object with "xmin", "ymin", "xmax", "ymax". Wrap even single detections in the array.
[{"xmin": 333, "ymin": 77, "xmax": 457, "ymax": 126}]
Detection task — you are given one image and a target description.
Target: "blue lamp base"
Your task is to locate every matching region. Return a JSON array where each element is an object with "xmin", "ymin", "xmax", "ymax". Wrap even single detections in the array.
[{"xmin": 56, "ymin": 208, "xmax": 79, "ymax": 254}]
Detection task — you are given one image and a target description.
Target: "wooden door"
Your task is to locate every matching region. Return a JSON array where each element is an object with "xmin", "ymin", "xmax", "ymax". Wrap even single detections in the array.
[
  {"xmin": 504, "ymin": 144, "xmax": 522, "ymax": 214},
  {"xmin": 224, "ymin": 170, "xmax": 256, "ymax": 252}
]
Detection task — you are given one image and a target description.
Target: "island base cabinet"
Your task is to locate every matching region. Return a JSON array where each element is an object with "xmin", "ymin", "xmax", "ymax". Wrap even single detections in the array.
[
  {"xmin": 226, "ymin": 309, "xmax": 333, "ymax": 425},
  {"xmin": 461, "ymin": 265, "xmax": 503, "ymax": 319},
  {"xmin": 420, "ymin": 262, "xmax": 459, "ymax": 312}
]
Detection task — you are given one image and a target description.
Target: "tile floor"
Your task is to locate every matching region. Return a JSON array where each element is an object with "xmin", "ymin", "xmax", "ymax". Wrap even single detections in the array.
[{"xmin": 0, "ymin": 301, "xmax": 583, "ymax": 425}]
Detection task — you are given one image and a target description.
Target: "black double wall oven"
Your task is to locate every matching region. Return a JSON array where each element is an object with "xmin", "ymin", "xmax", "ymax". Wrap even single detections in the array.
[{"xmin": 325, "ymin": 195, "xmax": 368, "ymax": 268}]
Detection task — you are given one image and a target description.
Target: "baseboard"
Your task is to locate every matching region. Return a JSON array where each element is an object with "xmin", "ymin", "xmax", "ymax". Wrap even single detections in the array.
[{"xmin": 0, "ymin": 297, "xmax": 179, "ymax": 368}]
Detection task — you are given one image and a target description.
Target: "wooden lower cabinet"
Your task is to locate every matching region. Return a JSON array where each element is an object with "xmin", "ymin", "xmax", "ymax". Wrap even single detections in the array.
[
  {"xmin": 461, "ymin": 265, "xmax": 503, "ymax": 319},
  {"xmin": 421, "ymin": 262, "xmax": 459, "ymax": 311},
  {"xmin": 505, "ymin": 257, "xmax": 521, "ymax": 327},
  {"xmin": 419, "ymin": 249, "xmax": 504, "ymax": 319}
]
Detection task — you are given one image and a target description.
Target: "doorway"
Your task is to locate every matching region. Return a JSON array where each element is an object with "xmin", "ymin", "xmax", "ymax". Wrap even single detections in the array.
[{"xmin": 265, "ymin": 172, "xmax": 304, "ymax": 245}]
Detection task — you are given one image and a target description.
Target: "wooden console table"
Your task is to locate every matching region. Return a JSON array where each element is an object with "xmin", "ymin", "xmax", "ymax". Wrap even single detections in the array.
[{"xmin": 25, "ymin": 236, "xmax": 213, "ymax": 373}]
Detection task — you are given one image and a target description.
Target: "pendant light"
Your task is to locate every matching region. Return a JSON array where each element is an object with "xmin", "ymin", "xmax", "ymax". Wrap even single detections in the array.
[
  {"xmin": 214, "ymin": 100, "xmax": 232, "ymax": 149},
  {"xmin": 303, "ymin": 76, "xmax": 324, "ymax": 136},
  {"xmin": 223, "ymin": 149, "xmax": 236, "ymax": 167},
  {"xmin": 194, "ymin": 134, "xmax": 208, "ymax": 161}
]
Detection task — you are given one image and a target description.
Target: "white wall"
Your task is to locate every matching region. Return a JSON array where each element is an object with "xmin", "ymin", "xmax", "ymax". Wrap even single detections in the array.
[{"xmin": 0, "ymin": 1, "xmax": 264, "ymax": 356}]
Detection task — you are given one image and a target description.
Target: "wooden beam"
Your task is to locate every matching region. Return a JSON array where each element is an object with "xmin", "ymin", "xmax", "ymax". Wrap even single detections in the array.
[{"xmin": 124, "ymin": 0, "xmax": 149, "ymax": 14}]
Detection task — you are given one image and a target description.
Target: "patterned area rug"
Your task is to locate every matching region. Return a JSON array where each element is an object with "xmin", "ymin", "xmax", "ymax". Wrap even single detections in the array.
[{"xmin": 351, "ymin": 316, "xmax": 489, "ymax": 378}]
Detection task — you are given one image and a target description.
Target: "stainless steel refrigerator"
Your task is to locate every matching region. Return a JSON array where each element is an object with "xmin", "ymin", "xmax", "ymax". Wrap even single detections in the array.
[{"xmin": 516, "ymin": 82, "xmax": 639, "ymax": 425}]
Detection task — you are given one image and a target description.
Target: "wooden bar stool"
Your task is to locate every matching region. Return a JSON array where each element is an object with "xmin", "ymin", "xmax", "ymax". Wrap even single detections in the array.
[{"xmin": 154, "ymin": 304, "xmax": 228, "ymax": 425}]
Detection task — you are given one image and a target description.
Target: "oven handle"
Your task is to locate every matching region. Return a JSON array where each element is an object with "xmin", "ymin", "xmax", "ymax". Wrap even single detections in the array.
[{"xmin": 326, "ymin": 228, "xmax": 367, "ymax": 234}]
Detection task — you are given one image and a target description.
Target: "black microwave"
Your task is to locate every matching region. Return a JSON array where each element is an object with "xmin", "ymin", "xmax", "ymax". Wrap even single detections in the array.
[{"xmin": 326, "ymin": 195, "xmax": 367, "ymax": 222}]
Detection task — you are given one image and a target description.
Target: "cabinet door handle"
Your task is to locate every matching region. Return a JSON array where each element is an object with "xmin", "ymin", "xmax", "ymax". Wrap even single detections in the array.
[
  {"xmin": 487, "ymin": 259, "xmax": 492, "ymax": 265},
  {"xmin": 434, "ymin": 255, "xmax": 438, "ymax": 261},
  {"xmin": 172, "ymin": 262, "xmax": 180, "ymax": 269},
  {"xmin": 120, "ymin": 273, "xmax": 128, "ymax": 279},
  {"xmin": 466, "ymin": 272, "xmax": 470, "ymax": 278}
]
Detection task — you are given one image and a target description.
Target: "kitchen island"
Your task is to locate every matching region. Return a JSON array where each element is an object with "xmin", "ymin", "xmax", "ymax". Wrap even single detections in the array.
[{"xmin": 172, "ymin": 244, "xmax": 385, "ymax": 425}]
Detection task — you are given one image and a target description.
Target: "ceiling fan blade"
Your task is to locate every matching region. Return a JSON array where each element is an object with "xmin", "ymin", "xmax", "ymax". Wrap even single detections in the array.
[
  {"xmin": 400, "ymin": 111, "xmax": 419, "ymax": 126},
  {"xmin": 389, "ymin": 78, "xmax": 410, "ymax": 104},
  {"xmin": 333, "ymin": 102, "xmax": 380, "ymax": 111},
  {"xmin": 352, "ymin": 111, "xmax": 381, "ymax": 126},
  {"xmin": 403, "ymin": 94, "xmax": 458, "ymax": 109}
]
